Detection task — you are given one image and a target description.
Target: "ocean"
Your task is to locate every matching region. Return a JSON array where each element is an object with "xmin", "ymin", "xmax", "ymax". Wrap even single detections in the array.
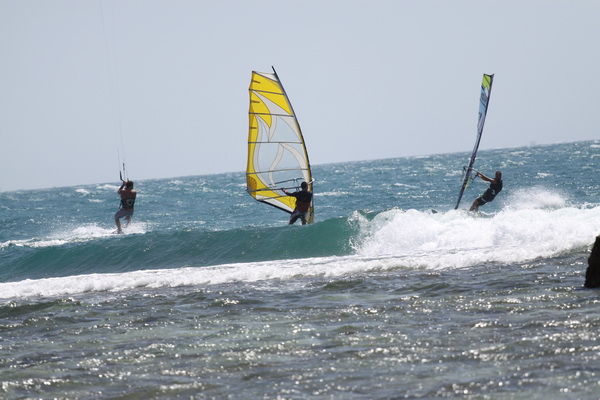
[{"xmin": 1, "ymin": 140, "xmax": 600, "ymax": 399}]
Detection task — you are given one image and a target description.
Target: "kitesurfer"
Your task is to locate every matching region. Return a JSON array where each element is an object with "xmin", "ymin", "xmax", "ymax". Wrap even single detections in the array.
[
  {"xmin": 470, "ymin": 171, "xmax": 502, "ymax": 212},
  {"xmin": 114, "ymin": 179, "xmax": 137, "ymax": 233},
  {"xmin": 282, "ymin": 181, "xmax": 312, "ymax": 225}
]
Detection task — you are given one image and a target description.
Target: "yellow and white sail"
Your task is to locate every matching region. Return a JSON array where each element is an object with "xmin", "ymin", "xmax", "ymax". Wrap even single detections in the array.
[{"xmin": 246, "ymin": 68, "xmax": 314, "ymax": 222}]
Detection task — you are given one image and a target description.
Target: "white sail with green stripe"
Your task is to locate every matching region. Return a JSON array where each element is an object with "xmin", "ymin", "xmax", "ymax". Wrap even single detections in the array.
[{"xmin": 455, "ymin": 73, "xmax": 494, "ymax": 209}]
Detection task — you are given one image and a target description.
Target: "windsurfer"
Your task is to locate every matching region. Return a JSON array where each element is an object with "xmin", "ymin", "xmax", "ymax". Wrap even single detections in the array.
[
  {"xmin": 114, "ymin": 179, "xmax": 137, "ymax": 233},
  {"xmin": 282, "ymin": 181, "xmax": 312, "ymax": 225},
  {"xmin": 470, "ymin": 171, "xmax": 502, "ymax": 211}
]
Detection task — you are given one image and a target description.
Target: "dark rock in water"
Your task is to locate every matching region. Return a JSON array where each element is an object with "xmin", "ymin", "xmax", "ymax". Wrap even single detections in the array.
[{"xmin": 584, "ymin": 236, "xmax": 600, "ymax": 288}]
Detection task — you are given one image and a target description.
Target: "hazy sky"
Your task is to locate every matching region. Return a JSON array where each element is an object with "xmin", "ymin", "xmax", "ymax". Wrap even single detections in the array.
[{"xmin": 1, "ymin": 0, "xmax": 599, "ymax": 192}]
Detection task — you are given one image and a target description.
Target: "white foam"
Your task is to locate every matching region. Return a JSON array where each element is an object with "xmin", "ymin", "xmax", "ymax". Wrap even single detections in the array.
[
  {"xmin": 355, "ymin": 196, "xmax": 599, "ymax": 269},
  {"xmin": 502, "ymin": 186, "xmax": 568, "ymax": 210},
  {"xmin": 2, "ymin": 197, "xmax": 598, "ymax": 301},
  {"xmin": 92, "ymin": 184, "xmax": 121, "ymax": 192},
  {"xmin": 0, "ymin": 222, "xmax": 147, "ymax": 250},
  {"xmin": 0, "ymin": 249, "xmax": 445, "ymax": 300}
]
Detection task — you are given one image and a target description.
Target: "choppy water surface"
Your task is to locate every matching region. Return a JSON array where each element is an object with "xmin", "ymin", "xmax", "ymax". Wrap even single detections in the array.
[{"xmin": 1, "ymin": 141, "xmax": 600, "ymax": 398}]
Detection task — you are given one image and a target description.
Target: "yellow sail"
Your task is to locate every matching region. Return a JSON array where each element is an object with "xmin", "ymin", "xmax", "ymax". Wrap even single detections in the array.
[{"xmin": 247, "ymin": 68, "xmax": 314, "ymax": 222}]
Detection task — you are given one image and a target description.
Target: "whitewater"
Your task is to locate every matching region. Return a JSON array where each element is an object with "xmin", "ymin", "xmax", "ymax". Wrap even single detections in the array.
[{"xmin": 1, "ymin": 141, "xmax": 599, "ymax": 399}]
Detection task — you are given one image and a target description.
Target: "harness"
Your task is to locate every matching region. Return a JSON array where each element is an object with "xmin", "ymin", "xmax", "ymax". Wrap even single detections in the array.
[{"xmin": 121, "ymin": 198, "xmax": 136, "ymax": 210}]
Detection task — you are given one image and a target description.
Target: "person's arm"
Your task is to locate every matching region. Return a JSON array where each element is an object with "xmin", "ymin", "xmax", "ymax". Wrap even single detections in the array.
[{"xmin": 477, "ymin": 172, "xmax": 496, "ymax": 184}]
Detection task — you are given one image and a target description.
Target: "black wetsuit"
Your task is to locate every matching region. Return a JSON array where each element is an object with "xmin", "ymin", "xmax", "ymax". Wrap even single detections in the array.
[
  {"xmin": 290, "ymin": 191, "xmax": 312, "ymax": 212},
  {"xmin": 288, "ymin": 190, "xmax": 313, "ymax": 224},
  {"xmin": 478, "ymin": 179, "xmax": 503, "ymax": 205}
]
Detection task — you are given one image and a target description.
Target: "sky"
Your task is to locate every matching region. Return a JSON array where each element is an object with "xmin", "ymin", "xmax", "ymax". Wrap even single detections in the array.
[{"xmin": 1, "ymin": 0, "xmax": 599, "ymax": 192}]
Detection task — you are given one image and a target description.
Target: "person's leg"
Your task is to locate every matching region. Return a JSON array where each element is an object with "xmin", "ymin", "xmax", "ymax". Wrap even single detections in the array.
[
  {"xmin": 114, "ymin": 209, "xmax": 126, "ymax": 233},
  {"xmin": 124, "ymin": 212, "xmax": 132, "ymax": 227},
  {"xmin": 115, "ymin": 215, "xmax": 122, "ymax": 233}
]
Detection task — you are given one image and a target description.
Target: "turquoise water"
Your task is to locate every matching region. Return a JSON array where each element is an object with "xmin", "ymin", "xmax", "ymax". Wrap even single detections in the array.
[{"xmin": 1, "ymin": 141, "xmax": 600, "ymax": 398}]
